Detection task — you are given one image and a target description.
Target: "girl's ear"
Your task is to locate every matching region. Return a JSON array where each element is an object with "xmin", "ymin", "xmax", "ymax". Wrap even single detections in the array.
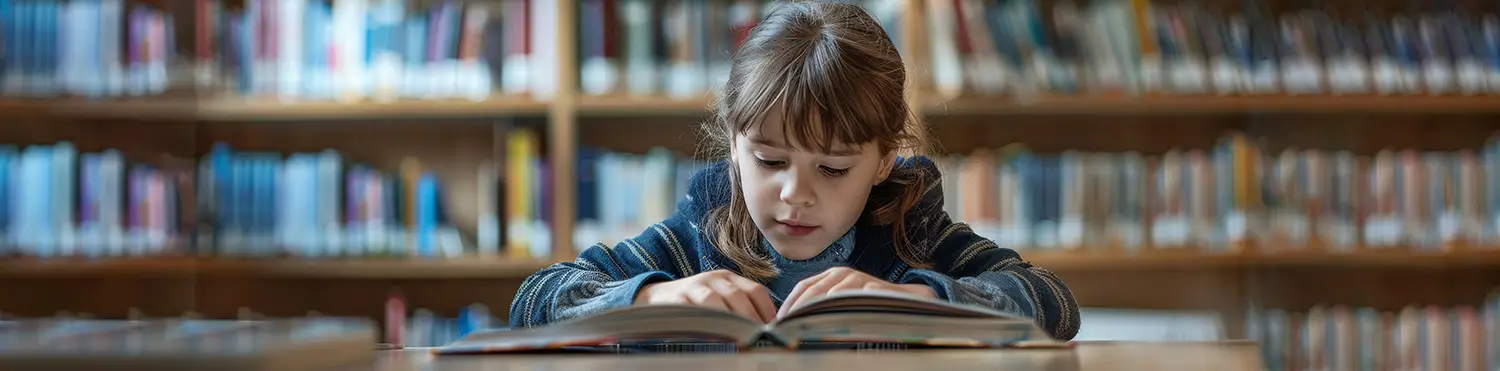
[{"xmin": 873, "ymin": 151, "xmax": 896, "ymax": 185}]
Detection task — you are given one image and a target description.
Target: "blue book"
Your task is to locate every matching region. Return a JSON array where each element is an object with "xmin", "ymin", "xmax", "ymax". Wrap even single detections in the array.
[
  {"xmin": 0, "ymin": 0, "xmax": 11, "ymax": 87},
  {"xmin": 264, "ymin": 154, "xmax": 281, "ymax": 254},
  {"xmin": 445, "ymin": 1, "xmax": 461, "ymax": 61},
  {"xmin": 416, "ymin": 173, "xmax": 438, "ymax": 257},
  {"xmin": 1018, "ymin": 154, "xmax": 1042, "ymax": 248},
  {"xmin": 1046, "ymin": 156, "xmax": 1062, "ymax": 236},
  {"xmin": 5, "ymin": 146, "xmax": 22, "ymax": 251},
  {"xmin": 53, "ymin": 142, "xmax": 75, "ymax": 254},
  {"xmin": 0, "ymin": 146, "xmax": 13, "ymax": 253},
  {"xmin": 575, "ymin": 148, "xmax": 599, "ymax": 223},
  {"xmin": 317, "ymin": 151, "xmax": 342, "ymax": 256},
  {"xmin": 234, "ymin": 13, "xmax": 253, "ymax": 95},
  {"xmin": 80, "ymin": 154, "xmax": 105, "ymax": 255},
  {"xmin": 384, "ymin": 172, "xmax": 401, "ymax": 251},
  {"xmin": 303, "ymin": 154, "xmax": 321, "ymax": 257},
  {"xmin": 287, "ymin": 154, "xmax": 313, "ymax": 256},
  {"xmin": 39, "ymin": 0, "xmax": 56, "ymax": 95},
  {"xmin": 247, "ymin": 154, "xmax": 266, "ymax": 253},
  {"xmin": 26, "ymin": 146, "xmax": 54, "ymax": 256},
  {"xmin": 232, "ymin": 154, "xmax": 247, "ymax": 253},
  {"xmin": 15, "ymin": 0, "xmax": 31, "ymax": 91},
  {"xmin": 209, "ymin": 144, "xmax": 233, "ymax": 250},
  {"xmin": 405, "ymin": 15, "xmax": 427, "ymax": 69},
  {"xmin": 1484, "ymin": 17, "xmax": 1500, "ymax": 69}
]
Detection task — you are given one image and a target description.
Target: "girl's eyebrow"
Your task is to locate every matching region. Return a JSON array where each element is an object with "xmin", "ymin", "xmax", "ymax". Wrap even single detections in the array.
[
  {"xmin": 749, "ymin": 136, "xmax": 861, "ymax": 157},
  {"xmin": 749, "ymin": 136, "xmax": 786, "ymax": 149}
]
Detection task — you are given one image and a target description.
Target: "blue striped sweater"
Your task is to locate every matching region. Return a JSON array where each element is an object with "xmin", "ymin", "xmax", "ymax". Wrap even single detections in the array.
[{"xmin": 509, "ymin": 156, "xmax": 1081, "ymax": 340}]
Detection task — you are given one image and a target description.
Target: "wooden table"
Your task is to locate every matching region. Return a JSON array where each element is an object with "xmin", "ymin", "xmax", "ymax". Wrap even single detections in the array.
[{"xmin": 356, "ymin": 341, "xmax": 1263, "ymax": 371}]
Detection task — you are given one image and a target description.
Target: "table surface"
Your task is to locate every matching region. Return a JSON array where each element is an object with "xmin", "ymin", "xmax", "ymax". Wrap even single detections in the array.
[{"xmin": 355, "ymin": 341, "xmax": 1264, "ymax": 371}]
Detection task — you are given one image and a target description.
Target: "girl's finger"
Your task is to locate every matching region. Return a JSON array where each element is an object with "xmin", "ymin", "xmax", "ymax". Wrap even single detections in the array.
[
  {"xmin": 784, "ymin": 276, "xmax": 841, "ymax": 316},
  {"xmin": 712, "ymin": 280, "xmax": 766, "ymax": 323},
  {"xmin": 731, "ymin": 279, "xmax": 778, "ymax": 323},
  {"xmin": 687, "ymin": 288, "xmax": 730, "ymax": 312},
  {"xmin": 777, "ymin": 271, "xmax": 829, "ymax": 318},
  {"xmin": 827, "ymin": 276, "xmax": 869, "ymax": 294}
]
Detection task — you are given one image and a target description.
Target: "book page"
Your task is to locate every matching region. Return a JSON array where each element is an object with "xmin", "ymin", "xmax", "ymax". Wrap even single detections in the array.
[
  {"xmin": 769, "ymin": 291, "xmax": 1061, "ymax": 348},
  {"xmin": 777, "ymin": 290, "xmax": 1025, "ymax": 321},
  {"xmin": 440, "ymin": 305, "xmax": 764, "ymax": 353}
]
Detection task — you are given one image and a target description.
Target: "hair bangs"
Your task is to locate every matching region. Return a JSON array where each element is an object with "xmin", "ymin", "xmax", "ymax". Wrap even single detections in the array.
[{"xmin": 723, "ymin": 35, "xmax": 900, "ymax": 156}]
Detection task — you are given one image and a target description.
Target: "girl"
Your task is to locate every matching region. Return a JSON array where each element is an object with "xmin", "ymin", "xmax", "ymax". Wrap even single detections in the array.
[{"xmin": 510, "ymin": 0, "xmax": 1079, "ymax": 341}]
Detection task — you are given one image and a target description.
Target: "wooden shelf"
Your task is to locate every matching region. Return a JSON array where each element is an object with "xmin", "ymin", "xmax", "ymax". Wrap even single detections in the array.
[
  {"xmin": 576, "ymin": 95, "xmax": 713, "ymax": 117},
  {"xmin": 1021, "ymin": 249, "xmax": 1500, "ymax": 271},
  {"xmin": 7, "ymin": 249, "xmax": 1500, "ymax": 278},
  {"xmin": 16, "ymin": 94, "xmax": 1500, "ymax": 122},
  {"xmin": 1024, "ymin": 251, "xmax": 1251, "ymax": 270},
  {"xmin": 1, "ymin": 99, "xmax": 199, "ymax": 120},
  {"xmin": 0, "ymin": 257, "xmax": 558, "ymax": 279},
  {"xmin": 0, "ymin": 257, "xmax": 200, "ymax": 277},
  {"xmin": 205, "ymin": 257, "xmax": 560, "ymax": 278},
  {"xmin": 197, "ymin": 97, "xmax": 550, "ymax": 121},
  {"xmin": 923, "ymin": 95, "xmax": 1500, "ymax": 116}
]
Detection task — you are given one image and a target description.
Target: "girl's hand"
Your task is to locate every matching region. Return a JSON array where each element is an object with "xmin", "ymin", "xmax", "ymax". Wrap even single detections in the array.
[
  {"xmin": 634, "ymin": 270, "xmax": 778, "ymax": 323},
  {"xmin": 777, "ymin": 267, "xmax": 937, "ymax": 319}
]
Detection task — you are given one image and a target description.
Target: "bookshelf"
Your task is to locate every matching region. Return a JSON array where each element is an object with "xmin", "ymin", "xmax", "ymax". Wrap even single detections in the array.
[
  {"xmin": 5, "ymin": 0, "xmax": 1500, "ymax": 354},
  {"xmin": 0, "ymin": 256, "xmax": 558, "ymax": 278}
]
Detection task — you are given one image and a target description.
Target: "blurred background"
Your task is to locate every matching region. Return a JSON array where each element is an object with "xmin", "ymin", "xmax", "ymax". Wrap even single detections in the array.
[{"xmin": 3, "ymin": 0, "xmax": 1500, "ymax": 366}]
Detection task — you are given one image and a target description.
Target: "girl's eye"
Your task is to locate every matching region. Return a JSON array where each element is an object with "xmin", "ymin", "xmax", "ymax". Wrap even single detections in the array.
[
  {"xmin": 820, "ymin": 166, "xmax": 850, "ymax": 177},
  {"xmin": 755, "ymin": 158, "xmax": 786, "ymax": 168}
]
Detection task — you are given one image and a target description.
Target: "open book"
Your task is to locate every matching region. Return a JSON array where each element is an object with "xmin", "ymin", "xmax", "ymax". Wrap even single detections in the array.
[{"xmin": 438, "ymin": 291, "xmax": 1069, "ymax": 354}]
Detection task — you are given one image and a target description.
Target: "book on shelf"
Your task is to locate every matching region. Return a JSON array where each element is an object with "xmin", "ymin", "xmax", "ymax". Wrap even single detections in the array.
[
  {"xmin": 187, "ymin": 0, "xmax": 554, "ymax": 101},
  {"xmin": 573, "ymin": 146, "xmax": 707, "ymax": 251},
  {"xmin": 923, "ymin": 0, "xmax": 1500, "ymax": 98},
  {"xmin": 576, "ymin": 133, "xmax": 1500, "ymax": 256},
  {"xmin": 435, "ymin": 290, "xmax": 1068, "ymax": 354},
  {"xmin": 0, "ymin": 127, "xmax": 548, "ymax": 261},
  {"xmin": 0, "ymin": 143, "xmax": 185, "ymax": 258},
  {"xmin": 1, "ymin": 0, "xmax": 178, "ymax": 98},
  {"xmin": 577, "ymin": 0, "xmax": 902, "ymax": 99},
  {"xmin": 1248, "ymin": 290, "xmax": 1500, "ymax": 371}
]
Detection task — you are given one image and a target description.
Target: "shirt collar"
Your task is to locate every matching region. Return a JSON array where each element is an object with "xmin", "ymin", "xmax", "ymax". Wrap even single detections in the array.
[{"xmin": 761, "ymin": 227, "xmax": 857, "ymax": 263}]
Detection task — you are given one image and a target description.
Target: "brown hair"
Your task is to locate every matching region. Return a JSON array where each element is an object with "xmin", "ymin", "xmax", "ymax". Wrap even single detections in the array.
[{"xmin": 700, "ymin": 0, "xmax": 934, "ymax": 281}]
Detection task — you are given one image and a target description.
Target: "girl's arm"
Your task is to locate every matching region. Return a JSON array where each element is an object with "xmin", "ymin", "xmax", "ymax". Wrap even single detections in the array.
[
  {"xmin": 508, "ymin": 218, "xmax": 704, "ymax": 328},
  {"xmin": 898, "ymin": 221, "xmax": 1082, "ymax": 341}
]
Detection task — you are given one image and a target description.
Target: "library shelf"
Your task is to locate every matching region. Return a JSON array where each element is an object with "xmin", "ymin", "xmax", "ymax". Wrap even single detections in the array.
[
  {"xmin": 0, "ymin": 256, "xmax": 559, "ymax": 279},
  {"xmin": 0, "ymin": 98, "xmax": 199, "ymax": 120},
  {"xmin": 203, "ymin": 257, "xmax": 559, "ymax": 279},
  {"xmin": 195, "ymin": 96, "xmax": 550, "ymax": 121},
  {"xmin": 576, "ymin": 95, "xmax": 714, "ymax": 117},
  {"xmin": 1022, "ymin": 248, "xmax": 1500, "ymax": 271},
  {"xmin": 0, "ymin": 257, "xmax": 201, "ymax": 277},
  {"xmin": 922, "ymin": 95, "xmax": 1500, "ymax": 116},
  {"xmin": 1022, "ymin": 251, "xmax": 1251, "ymax": 271}
]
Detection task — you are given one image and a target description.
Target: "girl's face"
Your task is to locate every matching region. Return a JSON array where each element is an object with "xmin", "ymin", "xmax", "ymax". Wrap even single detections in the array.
[{"xmin": 732, "ymin": 114, "xmax": 894, "ymax": 261}]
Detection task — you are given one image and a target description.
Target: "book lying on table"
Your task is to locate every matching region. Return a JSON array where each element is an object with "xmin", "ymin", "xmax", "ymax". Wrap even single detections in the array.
[
  {"xmin": 0, "ymin": 318, "xmax": 375, "ymax": 371},
  {"xmin": 438, "ymin": 291, "xmax": 1071, "ymax": 354}
]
